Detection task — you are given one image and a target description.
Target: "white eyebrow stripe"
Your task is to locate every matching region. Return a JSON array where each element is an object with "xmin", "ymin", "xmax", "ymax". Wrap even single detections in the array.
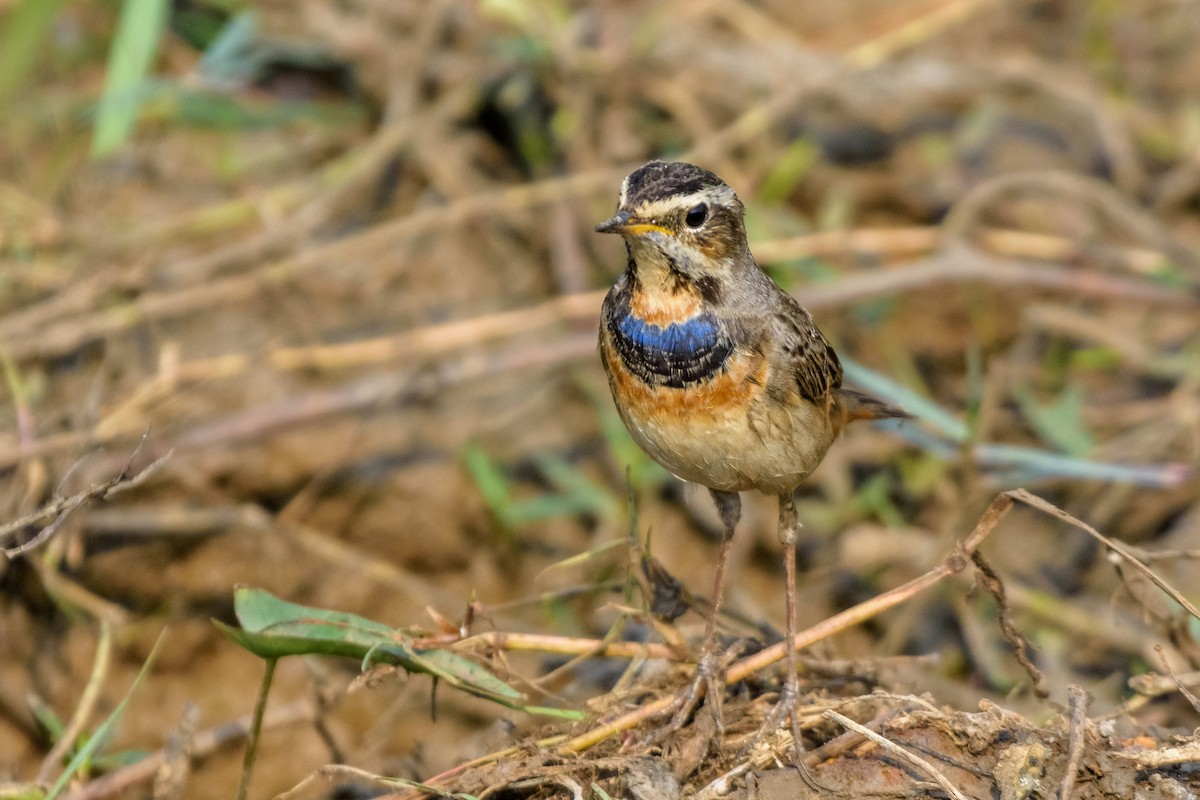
[{"xmin": 633, "ymin": 186, "xmax": 736, "ymax": 219}]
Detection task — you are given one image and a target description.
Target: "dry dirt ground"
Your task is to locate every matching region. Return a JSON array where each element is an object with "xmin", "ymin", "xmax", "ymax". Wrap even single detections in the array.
[{"xmin": 2, "ymin": 1, "xmax": 1200, "ymax": 798}]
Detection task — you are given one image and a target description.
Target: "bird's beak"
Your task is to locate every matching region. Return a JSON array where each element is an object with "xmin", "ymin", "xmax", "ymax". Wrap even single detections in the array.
[{"xmin": 595, "ymin": 210, "xmax": 672, "ymax": 237}]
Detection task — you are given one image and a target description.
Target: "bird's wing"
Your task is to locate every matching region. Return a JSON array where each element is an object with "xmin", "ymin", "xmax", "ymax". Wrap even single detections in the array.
[{"xmin": 771, "ymin": 292, "xmax": 843, "ymax": 404}]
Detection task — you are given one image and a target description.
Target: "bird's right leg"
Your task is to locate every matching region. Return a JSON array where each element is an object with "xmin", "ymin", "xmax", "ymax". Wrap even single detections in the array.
[{"xmin": 657, "ymin": 488, "xmax": 741, "ymax": 739}]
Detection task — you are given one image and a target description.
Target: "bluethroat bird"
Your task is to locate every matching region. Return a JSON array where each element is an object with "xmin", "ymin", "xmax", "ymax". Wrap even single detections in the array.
[{"xmin": 596, "ymin": 160, "xmax": 908, "ymax": 733}]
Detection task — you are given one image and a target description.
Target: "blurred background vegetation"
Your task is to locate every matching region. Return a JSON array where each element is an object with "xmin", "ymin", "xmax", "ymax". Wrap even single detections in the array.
[{"xmin": 1, "ymin": 0, "xmax": 1199, "ymax": 797}]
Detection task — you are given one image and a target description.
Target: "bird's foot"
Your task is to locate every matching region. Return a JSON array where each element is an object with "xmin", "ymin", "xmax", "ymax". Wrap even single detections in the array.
[
  {"xmin": 745, "ymin": 671, "xmax": 806, "ymax": 765},
  {"xmin": 646, "ymin": 647, "xmax": 732, "ymax": 748}
]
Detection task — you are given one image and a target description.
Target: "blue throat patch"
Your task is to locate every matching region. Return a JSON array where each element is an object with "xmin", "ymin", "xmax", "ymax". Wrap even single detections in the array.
[
  {"xmin": 617, "ymin": 314, "xmax": 722, "ymax": 358},
  {"xmin": 609, "ymin": 302, "xmax": 734, "ymax": 388}
]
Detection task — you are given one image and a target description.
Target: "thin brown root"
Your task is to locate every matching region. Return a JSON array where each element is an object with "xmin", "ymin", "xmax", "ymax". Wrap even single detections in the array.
[{"xmin": 970, "ymin": 550, "xmax": 1049, "ymax": 698}]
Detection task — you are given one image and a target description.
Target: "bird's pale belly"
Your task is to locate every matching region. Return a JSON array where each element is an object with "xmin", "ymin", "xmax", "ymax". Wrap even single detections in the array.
[{"xmin": 602, "ymin": 339, "xmax": 835, "ymax": 494}]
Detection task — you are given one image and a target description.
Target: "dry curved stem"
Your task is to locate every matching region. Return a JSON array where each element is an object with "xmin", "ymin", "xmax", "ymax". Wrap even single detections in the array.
[
  {"xmin": 753, "ymin": 225, "xmax": 1169, "ymax": 276},
  {"xmin": 1153, "ymin": 645, "xmax": 1200, "ymax": 714},
  {"xmin": 494, "ymin": 775, "xmax": 584, "ymax": 800},
  {"xmin": 798, "ymin": 248, "xmax": 1191, "ymax": 309},
  {"xmin": 726, "ymin": 491, "xmax": 1015, "ymax": 685},
  {"xmin": 842, "ymin": 0, "xmax": 1002, "ymax": 70},
  {"xmin": 454, "ymin": 631, "xmax": 679, "ymax": 663},
  {"xmin": 271, "ymin": 292, "xmax": 601, "ymax": 373},
  {"xmin": 941, "ymin": 170, "xmax": 1198, "ymax": 277},
  {"xmin": 823, "ymin": 709, "xmax": 969, "ymax": 800},
  {"xmin": 30, "ymin": 559, "xmax": 132, "ymax": 626},
  {"xmin": 970, "ymin": 551, "xmax": 1048, "ymax": 698},
  {"xmin": 1013, "ymin": 491, "xmax": 1200, "ymax": 623},
  {"xmin": 1, "ymin": 433, "xmax": 171, "ymax": 559}
]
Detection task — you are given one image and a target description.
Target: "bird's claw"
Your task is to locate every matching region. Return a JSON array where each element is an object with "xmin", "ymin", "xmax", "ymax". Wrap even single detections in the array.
[
  {"xmin": 744, "ymin": 672, "xmax": 805, "ymax": 764},
  {"xmin": 646, "ymin": 651, "xmax": 726, "ymax": 747}
]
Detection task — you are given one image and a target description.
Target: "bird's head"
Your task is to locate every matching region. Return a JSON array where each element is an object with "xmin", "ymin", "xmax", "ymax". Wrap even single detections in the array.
[{"xmin": 595, "ymin": 161, "xmax": 750, "ymax": 291}]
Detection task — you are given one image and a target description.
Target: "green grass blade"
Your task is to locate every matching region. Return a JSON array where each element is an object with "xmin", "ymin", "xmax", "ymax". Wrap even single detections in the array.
[
  {"xmin": 0, "ymin": 0, "xmax": 69, "ymax": 114},
  {"xmin": 841, "ymin": 356, "xmax": 969, "ymax": 441},
  {"xmin": 1013, "ymin": 385, "xmax": 1095, "ymax": 456},
  {"xmin": 978, "ymin": 443, "xmax": 1190, "ymax": 487},
  {"xmin": 462, "ymin": 443, "xmax": 516, "ymax": 529},
  {"xmin": 91, "ymin": 0, "xmax": 170, "ymax": 158},
  {"xmin": 531, "ymin": 453, "xmax": 621, "ymax": 521},
  {"xmin": 45, "ymin": 630, "xmax": 166, "ymax": 800}
]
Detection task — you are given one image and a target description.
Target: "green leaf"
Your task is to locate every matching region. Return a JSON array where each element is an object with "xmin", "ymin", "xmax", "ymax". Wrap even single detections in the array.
[
  {"xmin": 196, "ymin": 11, "xmax": 259, "ymax": 83},
  {"xmin": 91, "ymin": 0, "xmax": 171, "ymax": 157},
  {"xmin": 1014, "ymin": 385, "xmax": 1095, "ymax": 456},
  {"xmin": 216, "ymin": 588, "xmax": 583, "ymax": 717},
  {"xmin": 220, "ymin": 587, "xmax": 399, "ymax": 659}
]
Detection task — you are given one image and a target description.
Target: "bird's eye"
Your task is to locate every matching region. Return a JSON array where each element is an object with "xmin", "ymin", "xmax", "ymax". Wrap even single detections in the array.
[{"xmin": 684, "ymin": 204, "xmax": 708, "ymax": 228}]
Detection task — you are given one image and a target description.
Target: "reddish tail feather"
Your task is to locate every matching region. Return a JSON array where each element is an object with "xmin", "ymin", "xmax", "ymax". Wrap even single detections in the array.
[{"xmin": 832, "ymin": 388, "xmax": 910, "ymax": 436}]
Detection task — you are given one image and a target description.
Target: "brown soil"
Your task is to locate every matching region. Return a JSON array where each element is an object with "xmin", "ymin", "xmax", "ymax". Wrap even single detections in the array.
[{"xmin": 1, "ymin": 1, "xmax": 1199, "ymax": 798}]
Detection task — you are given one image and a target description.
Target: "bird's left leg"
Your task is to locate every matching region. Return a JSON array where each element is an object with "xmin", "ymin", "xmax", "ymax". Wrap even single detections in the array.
[{"xmin": 753, "ymin": 492, "xmax": 806, "ymax": 759}]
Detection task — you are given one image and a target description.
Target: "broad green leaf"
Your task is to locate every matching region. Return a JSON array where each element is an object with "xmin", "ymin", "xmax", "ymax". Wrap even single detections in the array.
[{"xmin": 216, "ymin": 588, "xmax": 584, "ymax": 717}]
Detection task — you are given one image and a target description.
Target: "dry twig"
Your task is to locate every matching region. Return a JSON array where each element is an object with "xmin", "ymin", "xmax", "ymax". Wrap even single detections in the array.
[
  {"xmin": 1059, "ymin": 685, "xmax": 1090, "ymax": 800},
  {"xmin": 823, "ymin": 709, "xmax": 969, "ymax": 800},
  {"xmin": 1, "ymin": 434, "xmax": 172, "ymax": 559}
]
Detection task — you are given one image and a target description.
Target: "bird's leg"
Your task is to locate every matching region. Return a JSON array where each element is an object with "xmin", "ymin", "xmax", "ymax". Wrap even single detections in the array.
[
  {"xmin": 657, "ymin": 488, "xmax": 740, "ymax": 740},
  {"xmin": 700, "ymin": 488, "xmax": 741, "ymax": 660},
  {"xmin": 766, "ymin": 492, "xmax": 806, "ymax": 761},
  {"xmin": 781, "ymin": 494, "xmax": 806, "ymax": 758}
]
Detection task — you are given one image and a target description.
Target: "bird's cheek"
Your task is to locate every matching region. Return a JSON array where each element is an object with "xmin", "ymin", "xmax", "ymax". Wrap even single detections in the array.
[{"xmin": 698, "ymin": 237, "xmax": 730, "ymax": 263}]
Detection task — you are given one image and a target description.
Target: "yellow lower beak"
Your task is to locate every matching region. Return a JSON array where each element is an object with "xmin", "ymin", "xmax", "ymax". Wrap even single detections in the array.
[{"xmin": 595, "ymin": 212, "xmax": 672, "ymax": 237}]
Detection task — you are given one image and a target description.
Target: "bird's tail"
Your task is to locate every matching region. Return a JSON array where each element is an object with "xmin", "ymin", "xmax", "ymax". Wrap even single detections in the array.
[{"xmin": 832, "ymin": 388, "xmax": 910, "ymax": 435}]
